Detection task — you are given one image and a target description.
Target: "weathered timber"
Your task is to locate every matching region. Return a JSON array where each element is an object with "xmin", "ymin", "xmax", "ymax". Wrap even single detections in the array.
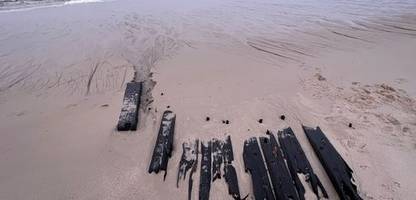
[
  {"xmin": 188, "ymin": 140, "xmax": 199, "ymax": 200},
  {"xmin": 224, "ymin": 164, "xmax": 243, "ymax": 200},
  {"xmin": 259, "ymin": 132, "xmax": 300, "ymax": 200},
  {"xmin": 177, "ymin": 140, "xmax": 198, "ymax": 187},
  {"xmin": 223, "ymin": 136, "xmax": 234, "ymax": 164},
  {"xmin": 222, "ymin": 136, "xmax": 243, "ymax": 200},
  {"xmin": 199, "ymin": 141, "xmax": 212, "ymax": 200},
  {"xmin": 148, "ymin": 110, "xmax": 176, "ymax": 178},
  {"xmin": 212, "ymin": 138, "xmax": 224, "ymax": 182},
  {"xmin": 117, "ymin": 82, "xmax": 142, "ymax": 131},
  {"xmin": 303, "ymin": 126, "xmax": 362, "ymax": 200},
  {"xmin": 278, "ymin": 127, "xmax": 328, "ymax": 200},
  {"xmin": 243, "ymin": 137, "xmax": 275, "ymax": 200}
]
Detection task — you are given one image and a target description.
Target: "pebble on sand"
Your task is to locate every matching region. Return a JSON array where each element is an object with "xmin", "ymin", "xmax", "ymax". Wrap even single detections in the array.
[{"xmin": 280, "ymin": 115, "xmax": 285, "ymax": 120}]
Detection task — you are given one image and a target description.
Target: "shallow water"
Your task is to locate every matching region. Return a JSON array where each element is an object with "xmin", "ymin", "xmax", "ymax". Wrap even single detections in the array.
[{"xmin": 0, "ymin": 0, "xmax": 415, "ymax": 96}]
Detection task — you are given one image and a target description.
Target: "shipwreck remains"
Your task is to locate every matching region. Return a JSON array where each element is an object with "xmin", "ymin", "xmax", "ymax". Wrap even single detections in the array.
[
  {"xmin": 243, "ymin": 137, "xmax": 275, "ymax": 200},
  {"xmin": 223, "ymin": 136, "xmax": 243, "ymax": 200},
  {"xmin": 212, "ymin": 138, "xmax": 224, "ymax": 182},
  {"xmin": 278, "ymin": 127, "xmax": 328, "ymax": 200},
  {"xmin": 148, "ymin": 110, "xmax": 176, "ymax": 178},
  {"xmin": 303, "ymin": 126, "xmax": 362, "ymax": 200},
  {"xmin": 177, "ymin": 139, "xmax": 199, "ymax": 187},
  {"xmin": 259, "ymin": 132, "xmax": 300, "ymax": 200},
  {"xmin": 117, "ymin": 81, "xmax": 142, "ymax": 131},
  {"xmin": 199, "ymin": 141, "xmax": 212, "ymax": 200}
]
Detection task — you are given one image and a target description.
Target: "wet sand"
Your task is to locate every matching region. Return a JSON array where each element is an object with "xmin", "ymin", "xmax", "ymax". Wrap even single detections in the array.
[{"xmin": 1, "ymin": 0, "xmax": 416, "ymax": 199}]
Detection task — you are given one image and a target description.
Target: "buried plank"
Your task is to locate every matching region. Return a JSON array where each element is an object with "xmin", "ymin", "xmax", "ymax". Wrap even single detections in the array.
[
  {"xmin": 148, "ymin": 110, "xmax": 176, "ymax": 179},
  {"xmin": 212, "ymin": 138, "xmax": 224, "ymax": 182},
  {"xmin": 303, "ymin": 126, "xmax": 362, "ymax": 200},
  {"xmin": 177, "ymin": 139, "xmax": 199, "ymax": 187},
  {"xmin": 278, "ymin": 127, "xmax": 328, "ymax": 200},
  {"xmin": 117, "ymin": 81, "xmax": 142, "ymax": 131},
  {"xmin": 188, "ymin": 140, "xmax": 199, "ymax": 200},
  {"xmin": 259, "ymin": 132, "xmax": 300, "ymax": 200},
  {"xmin": 199, "ymin": 141, "xmax": 212, "ymax": 200},
  {"xmin": 243, "ymin": 137, "xmax": 275, "ymax": 200},
  {"xmin": 222, "ymin": 136, "xmax": 244, "ymax": 200}
]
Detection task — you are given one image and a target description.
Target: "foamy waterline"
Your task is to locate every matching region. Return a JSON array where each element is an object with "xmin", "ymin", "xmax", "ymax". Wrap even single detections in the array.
[{"xmin": 0, "ymin": 0, "xmax": 104, "ymax": 13}]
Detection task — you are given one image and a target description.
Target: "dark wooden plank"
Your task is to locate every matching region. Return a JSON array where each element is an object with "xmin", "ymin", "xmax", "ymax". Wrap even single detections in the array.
[
  {"xmin": 223, "ymin": 135, "xmax": 234, "ymax": 164},
  {"xmin": 212, "ymin": 138, "xmax": 224, "ymax": 182},
  {"xmin": 260, "ymin": 132, "xmax": 300, "ymax": 200},
  {"xmin": 243, "ymin": 137, "xmax": 275, "ymax": 200},
  {"xmin": 278, "ymin": 127, "xmax": 328, "ymax": 200},
  {"xmin": 117, "ymin": 81, "xmax": 142, "ymax": 131},
  {"xmin": 148, "ymin": 110, "xmax": 176, "ymax": 179},
  {"xmin": 303, "ymin": 126, "xmax": 362, "ymax": 200},
  {"xmin": 188, "ymin": 140, "xmax": 199, "ymax": 200},
  {"xmin": 224, "ymin": 164, "xmax": 243, "ymax": 200},
  {"xmin": 177, "ymin": 139, "xmax": 198, "ymax": 187},
  {"xmin": 199, "ymin": 141, "xmax": 212, "ymax": 200}
]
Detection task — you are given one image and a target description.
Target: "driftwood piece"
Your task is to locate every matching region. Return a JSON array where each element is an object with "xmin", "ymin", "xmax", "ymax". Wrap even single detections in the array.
[
  {"xmin": 278, "ymin": 127, "xmax": 328, "ymax": 200},
  {"xmin": 177, "ymin": 140, "xmax": 199, "ymax": 187},
  {"xmin": 117, "ymin": 82, "xmax": 142, "ymax": 131},
  {"xmin": 303, "ymin": 126, "xmax": 362, "ymax": 200},
  {"xmin": 148, "ymin": 110, "xmax": 176, "ymax": 178},
  {"xmin": 260, "ymin": 132, "xmax": 300, "ymax": 200},
  {"xmin": 243, "ymin": 137, "xmax": 275, "ymax": 200},
  {"xmin": 199, "ymin": 141, "xmax": 212, "ymax": 200},
  {"xmin": 212, "ymin": 138, "xmax": 224, "ymax": 182}
]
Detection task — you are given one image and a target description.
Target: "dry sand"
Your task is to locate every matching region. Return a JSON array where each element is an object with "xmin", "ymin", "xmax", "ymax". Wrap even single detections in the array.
[{"xmin": 1, "ymin": 0, "xmax": 416, "ymax": 199}]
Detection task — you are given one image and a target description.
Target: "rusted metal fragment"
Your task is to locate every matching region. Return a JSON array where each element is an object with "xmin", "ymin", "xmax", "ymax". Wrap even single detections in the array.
[
  {"xmin": 278, "ymin": 127, "xmax": 328, "ymax": 200},
  {"xmin": 212, "ymin": 138, "xmax": 224, "ymax": 182},
  {"xmin": 303, "ymin": 126, "xmax": 362, "ymax": 200},
  {"xmin": 199, "ymin": 141, "xmax": 212, "ymax": 200},
  {"xmin": 148, "ymin": 110, "xmax": 176, "ymax": 179},
  {"xmin": 177, "ymin": 139, "xmax": 199, "ymax": 187},
  {"xmin": 260, "ymin": 132, "xmax": 300, "ymax": 200},
  {"xmin": 117, "ymin": 81, "xmax": 142, "ymax": 131},
  {"xmin": 243, "ymin": 137, "xmax": 275, "ymax": 200}
]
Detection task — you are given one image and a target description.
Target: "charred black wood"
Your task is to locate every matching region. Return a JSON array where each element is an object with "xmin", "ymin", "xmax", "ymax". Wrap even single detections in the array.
[
  {"xmin": 148, "ymin": 110, "xmax": 176, "ymax": 179},
  {"xmin": 188, "ymin": 140, "xmax": 199, "ymax": 200},
  {"xmin": 260, "ymin": 132, "xmax": 300, "ymax": 200},
  {"xmin": 278, "ymin": 127, "xmax": 328, "ymax": 200},
  {"xmin": 199, "ymin": 141, "xmax": 212, "ymax": 200},
  {"xmin": 223, "ymin": 136, "xmax": 234, "ymax": 164},
  {"xmin": 117, "ymin": 82, "xmax": 142, "ymax": 131},
  {"xmin": 303, "ymin": 126, "xmax": 362, "ymax": 200},
  {"xmin": 212, "ymin": 138, "xmax": 224, "ymax": 182},
  {"xmin": 243, "ymin": 137, "xmax": 275, "ymax": 200},
  {"xmin": 177, "ymin": 140, "xmax": 199, "ymax": 187}
]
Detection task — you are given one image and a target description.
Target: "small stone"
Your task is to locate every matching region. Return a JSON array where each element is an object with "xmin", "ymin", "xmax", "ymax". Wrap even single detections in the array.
[
  {"xmin": 280, "ymin": 115, "xmax": 285, "ymax": 120},
  {"xmin": 225, "ymin": 120, "xmax": 230, "ymax": 124},
  {"xmin": 258, "ymin": 119, "xmax": 263, "ymax": 123},
  {"xmin": 167, "ymin": 105, "xmax": 170, "ymax": 109},
  {"xmin": 161, "ymin": 92, "xmax": 164, "ymax": 96},
  {"xmin": 206, "ymin": 117, "xmax": 210, "ymax": 121},
  {"xmin": 148, "ymin": 107, "xmax": 152, "ymax": 111},
  {"xmin": 348, "ymin": 123, "xmax": 353, "ymax": 128},
  {"xmin": 101, "ymin": 104, "xmax": 109, "ymax": 107}
]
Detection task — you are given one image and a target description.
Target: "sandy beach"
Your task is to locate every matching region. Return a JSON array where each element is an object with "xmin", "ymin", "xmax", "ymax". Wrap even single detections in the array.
[{"xmin": 1, "ymin": 0, "xmax": 416, "ymax": 199}]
